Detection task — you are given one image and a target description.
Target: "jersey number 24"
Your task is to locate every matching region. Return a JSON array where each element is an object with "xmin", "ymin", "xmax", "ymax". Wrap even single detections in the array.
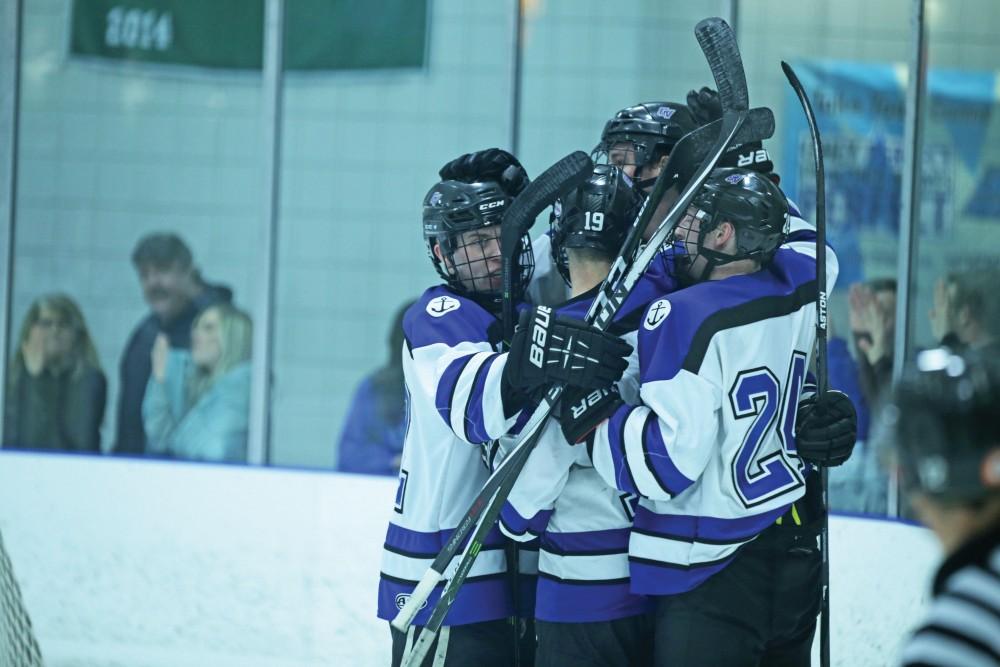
[{"xmin": 728, "ymin": 350, "xmax": 808, "ymax": 508}]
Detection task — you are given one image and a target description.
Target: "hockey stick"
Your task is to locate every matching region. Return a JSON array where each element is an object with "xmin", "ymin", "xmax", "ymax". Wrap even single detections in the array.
[
  {"xmin": 781, "ymin": 60, "xmax": 831, "ymax": 667},
  {"xmin": 396, "ymin": 18, "xmax": 750, "ymax": 664}
]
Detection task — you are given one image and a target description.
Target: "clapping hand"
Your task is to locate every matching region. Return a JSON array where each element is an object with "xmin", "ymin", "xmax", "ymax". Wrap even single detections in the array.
[{"xmin": 151, "ymin": 333, "xmax": 169, "ymax": 382}]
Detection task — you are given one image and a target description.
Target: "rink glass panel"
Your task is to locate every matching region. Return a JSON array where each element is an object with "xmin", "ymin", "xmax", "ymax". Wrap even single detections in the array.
[
  {"xmin": 906, "ymin": 0, "xmax": 1000, "ymax": 355},
  {"xmin": 6, "ymin": 0, "xmax": 267, "ymax": 460},
  {"xmin": 5, "ymin": 1, "xmax": 998, "ymax": 483},
  {"xmin": 268, "ymin": 0, "xmax": 513, "ymax": 468}
]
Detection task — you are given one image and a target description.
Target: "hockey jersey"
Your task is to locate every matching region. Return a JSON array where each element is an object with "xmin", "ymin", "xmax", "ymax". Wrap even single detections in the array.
[
  {"xmin": 377, "ymin": 285, "xmax": 522, "ymax": 627},
  {"xmin": 589, "ymin": 225, "xmax": 839, "ymax": 596}
]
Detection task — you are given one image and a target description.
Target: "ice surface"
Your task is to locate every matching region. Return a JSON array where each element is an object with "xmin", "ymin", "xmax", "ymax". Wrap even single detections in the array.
[{"xmin": 0, "ymin": 452, "xmax": 938, "ymax": 666}]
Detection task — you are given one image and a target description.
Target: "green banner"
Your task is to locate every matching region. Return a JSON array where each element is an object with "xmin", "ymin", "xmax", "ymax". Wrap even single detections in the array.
[
  {"xmin": 285, "ymin": 0, "xmax": 428, "ymax": 71},
  {"xmin": 69, "ymin": 0, "xmax": 428, "ymax": 72}
]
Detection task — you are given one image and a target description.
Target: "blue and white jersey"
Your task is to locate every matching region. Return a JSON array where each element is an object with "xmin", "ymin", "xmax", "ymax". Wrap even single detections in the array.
[
  {"xmin": 589, "ymin": 222, "xmax": 839, "ymax": 596},
  {"xmin": 377, "ymin": 285, "xmax": 521, "ymax": 627},
  {"xmin": 498, "ymin": 290, "xmax": 650, "ymax": 623}
]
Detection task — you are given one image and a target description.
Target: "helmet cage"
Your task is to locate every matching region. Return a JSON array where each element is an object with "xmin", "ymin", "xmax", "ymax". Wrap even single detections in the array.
[{"xmin": 423, "ymin": 180, "xmax": 534, "ymax": 305}]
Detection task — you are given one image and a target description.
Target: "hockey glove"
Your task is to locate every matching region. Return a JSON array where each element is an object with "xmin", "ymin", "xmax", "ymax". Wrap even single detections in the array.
[
  {"xmin": 557, "ymin": 385, "xmax": 624, "ymax": 445},
  {"xmin": 686, "ymin": 86, "xmax": 723, "ymax": 125},
  {"xmin": 504, "ymin": 306, "xmax": 633, "ymax": 392},
  {"xmin": 438, "ymin": 148, "xmax": 530, "ymax": 196},
  {"xmin": 795, "ymin": 390, "xmax": 858, "ymax": 467}
]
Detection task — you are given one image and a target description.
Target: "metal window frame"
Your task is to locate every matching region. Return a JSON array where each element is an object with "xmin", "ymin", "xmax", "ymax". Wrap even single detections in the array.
[
  {"xmin": 888, "ymin": 0, "xmax": 928, "ymax": 517},
  {"xmin": 247, "ymin": 0, "xmax": 286, "ymax": 466},
  {"xmin": 0, "ymin": 0, "xmax": 22, "ymax": 442}
]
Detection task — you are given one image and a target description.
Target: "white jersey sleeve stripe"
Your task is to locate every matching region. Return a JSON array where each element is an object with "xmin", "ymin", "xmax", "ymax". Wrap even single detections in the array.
[
  {"xmin": 592, "ymin": 373, "xmax": 720, "ymax": 502},
  {"xmin": 629, "ymin": 528, "xmax": 746, "ymax": 566},
  {"xmin": 442, "ymin": 351, "xmax": 490, "ymax": 442},
  {"xmin": 641, "ymin": 411, "xmax": 697, "ymax": 497},
  {"xmin": 381, "ymin": 546, "xmax": 506, "ymax": 583},
  {"xmin": 621, "ymin": 406, "xmax": 673, "ymax": 500},
  {"xmin": 538, "ymin": 550, "xmax": 631, "ymax": 583},
  {"xmin": 591, "ymin": 406, "xmax": 642, "ymax": 497}
]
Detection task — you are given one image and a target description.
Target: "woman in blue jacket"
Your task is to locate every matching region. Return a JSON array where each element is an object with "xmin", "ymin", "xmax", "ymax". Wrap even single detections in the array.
[{"xmin": 142, "ymin": 303, "xmax": 252, "ymax": 463}]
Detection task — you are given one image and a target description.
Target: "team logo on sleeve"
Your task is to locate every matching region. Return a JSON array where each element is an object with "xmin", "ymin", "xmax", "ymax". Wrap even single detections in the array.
[
  {"xmin": 643, "ymin": 299, "xmax": 671, "ymax": 330},
  {"xmin": 426, "ymin": 295, "xmax": 461, "ymax": 317}
]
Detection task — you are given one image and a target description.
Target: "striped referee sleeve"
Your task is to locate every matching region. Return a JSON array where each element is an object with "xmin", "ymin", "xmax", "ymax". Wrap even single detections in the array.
[{"xmin": 900, "ymin": 545, "xmax": 1000, "ymax": 666}]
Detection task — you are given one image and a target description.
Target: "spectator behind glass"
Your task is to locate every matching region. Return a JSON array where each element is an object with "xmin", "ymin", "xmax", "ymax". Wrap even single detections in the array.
[
  {"xmin": 3, "ymin": 294, "xmax": 107, "ymax": 452},
  {"xmin": 929, "ymin": 268, "xmax": 1000, "ymax": 355},
  {"xmin": 114, "ymin": 233, "xmax": 233, "ymax": 456},
  {"xmin": 142, "ymin": 303, "xmax": 252, "ymax": 463},
  {"xmin": 335, "ymin": 300, "xmax": 414, "ymax": 475},
  {"xmin": 848, "ymin": 278, "xmax": 896, "ymax": 407},
  {"xmin": 826, "ymin": 302, "xmax": 888, "ymax": 515}
]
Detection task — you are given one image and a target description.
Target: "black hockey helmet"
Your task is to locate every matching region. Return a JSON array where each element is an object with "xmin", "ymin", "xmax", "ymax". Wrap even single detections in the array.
[
  {"xmin": 550, "ymin": 165, "xmax": 642, "ymax": 285},
  {"xmin": 593, "ymin": 102, "xmax": 698, "ymax": 175},
  {"xmin": 422, "ymin": 179, "xmax": 534, "ymax": 306},
  {"xmin": 880, "ymin": 347, "xmax": 1000, "ymax": 504},
  {"xmin": 670, "ymin": 167, "xmax": 789, "ymax": 282}
]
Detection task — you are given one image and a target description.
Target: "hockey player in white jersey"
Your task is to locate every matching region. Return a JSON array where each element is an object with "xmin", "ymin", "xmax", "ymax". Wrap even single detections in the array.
[
  {"xmin": 378, "ymin": 168, "xmax": 632, "ymax": 667},
  {"xmin": 558, "ymin": 167, "xmax": 840, "ymax": 666},
  {"xmin": 500, "ymin": 165, "xmax": 656, "ymax": 667}
]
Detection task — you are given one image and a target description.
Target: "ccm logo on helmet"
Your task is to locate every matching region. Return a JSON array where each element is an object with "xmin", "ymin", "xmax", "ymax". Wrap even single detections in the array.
[
  {"xmin": 479, "ymin": 200, "xmax": 505, "ymax": 211},
  {"xmin": 529, "ymin": 306, "xmax": 552, "ymax": 368}
]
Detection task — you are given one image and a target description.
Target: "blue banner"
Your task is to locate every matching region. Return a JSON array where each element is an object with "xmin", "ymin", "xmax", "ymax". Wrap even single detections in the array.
[{"xmin": 782, "ymin": 61, "xmax": 999, "ymax": 287}]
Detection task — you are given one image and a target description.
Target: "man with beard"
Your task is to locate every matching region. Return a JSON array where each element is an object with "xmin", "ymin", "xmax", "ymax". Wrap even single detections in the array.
[{"xmin": 114, "ymin": 233, "xmax": 232, "ymax": 455}]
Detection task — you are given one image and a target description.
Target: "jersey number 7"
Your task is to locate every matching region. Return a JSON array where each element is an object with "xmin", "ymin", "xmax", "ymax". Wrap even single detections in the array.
[{"xmin": 729, "ymin": 351, "xmax": 808, "ymax": 508}]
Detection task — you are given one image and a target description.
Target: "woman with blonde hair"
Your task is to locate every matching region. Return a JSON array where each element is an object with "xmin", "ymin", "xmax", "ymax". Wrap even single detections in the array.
[
  {"xmin": 4, "ymin": 294, "xmax": 107, "ymax": 452},
  {"xmin": 142, "ymin": 303, "xmax": 252, "ymax": 463}
]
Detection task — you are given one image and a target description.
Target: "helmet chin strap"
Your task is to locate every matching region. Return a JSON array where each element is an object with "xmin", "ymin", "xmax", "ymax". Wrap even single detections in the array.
[
  {"xmin": 688, "ymin": 211, "xmax": 742, "ymax": 283},
  {"xmin": 635, "ymin": 175, "xmax": 658, "ymax": 192}
]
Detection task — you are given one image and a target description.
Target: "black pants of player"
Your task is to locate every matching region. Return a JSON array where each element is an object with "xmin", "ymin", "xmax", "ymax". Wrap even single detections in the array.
[
  {"xmin": 391, "ymin": 618, "xmax": 516, "ymax": 667},
  {"xmin": 652, "ymin": 520, "xmax": 822, "ymax": 667},
  {"xmin": 535, "ymin": 613, "xmax": 654, "ymax": 667}
]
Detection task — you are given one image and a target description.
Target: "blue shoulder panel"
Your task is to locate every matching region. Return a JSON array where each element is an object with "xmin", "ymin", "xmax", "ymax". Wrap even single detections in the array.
[
  {"xmin": 639, "ymin": 252, "xmax": 817, "ymax": 383},
  {"xmin": 403, "ymin": 285, "xmax": 500, "ymax": 350}
]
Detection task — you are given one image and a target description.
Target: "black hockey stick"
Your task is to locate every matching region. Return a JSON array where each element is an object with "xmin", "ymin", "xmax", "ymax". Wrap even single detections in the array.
[
  {"xmin": 392, "ymin": 151, "xmax": 592, "ymax": 636},
  {"xmin": 397, "ymin": 18, "xmax": 751, "ymax": 665},
  {"xmin": 782, "ymin": 60, "xmax": 831, "ymax": 667}
]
